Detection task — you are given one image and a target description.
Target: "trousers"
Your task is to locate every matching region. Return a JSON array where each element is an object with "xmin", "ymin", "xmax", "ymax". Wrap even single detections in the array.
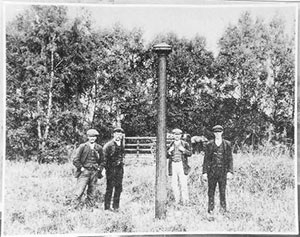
[
  {"xmin": 171, "ymin": 161, "xmax": 189, "ymax": 204},
  {"xmin": 74, "ymin": 169, "xmax": 98, "ymax": 206},
  {"xmin": 207, "ymin": 167, "xmax": 227, "ymax": 213},
  {"xmin": 104, "ymin": 164, "xmax": 124, "ymax": 210}
]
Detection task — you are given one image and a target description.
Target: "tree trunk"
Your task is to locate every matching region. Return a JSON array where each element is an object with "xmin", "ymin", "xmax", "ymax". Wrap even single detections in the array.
[
  {"xmin": 91, "ymin": 83, "xmax": 97, "ymax": 126},
  {"xmin": 112, "ymin": 97, "xmax": 123, "ymax": 128},
  {"xmin": 43, "ymin": 49, "xmax": 54, "ymax": 142},
  {"xmin": 82, "ymin": 82, "xmax": 97, "ymax": 126},
  {"xmin": 37, "ymin": 100, "xmax": 44, "ymax": 163},
  {"xmin": 38, "ymin": 46, "xmax": 55, "ymax": 163},
  {"xmin": 116, "ymin": 107, "xmax": 122, "ymax": 128}
]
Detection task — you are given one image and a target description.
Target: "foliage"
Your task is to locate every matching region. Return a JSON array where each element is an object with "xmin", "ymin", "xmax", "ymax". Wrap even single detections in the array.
[
  {"xmin": 6, "ymin": 6, "xmax": 295, "ymax": 162},
  {"xmin": 92, "ymin": 24, "xmax": 154, "ymax": 137},
  {"xmin": 6, "ymin": 5, "xmax": 72, "ymax": 161},
  {"xmin": 215, "ymin": 12, "xmax": 295, "ymax": 146}
]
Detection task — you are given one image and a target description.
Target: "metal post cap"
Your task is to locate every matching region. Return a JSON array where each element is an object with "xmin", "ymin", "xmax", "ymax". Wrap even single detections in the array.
[{"xmin": 153, "ymin": 43, "xmax": 172, "ymax": 53}]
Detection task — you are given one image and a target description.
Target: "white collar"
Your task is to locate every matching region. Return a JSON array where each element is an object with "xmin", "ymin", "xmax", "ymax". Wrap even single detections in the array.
[
  {"xmin": 89, "ymin": 143, "xmax": 95, "ymax": 149},
  {"xmin": 214, "ymin": 139, "xmax": 223, "ymax": 146}
]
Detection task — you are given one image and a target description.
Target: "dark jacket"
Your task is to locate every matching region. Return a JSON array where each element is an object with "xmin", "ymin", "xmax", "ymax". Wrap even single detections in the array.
[
  {"xmin": 202, "ymin": 139, "xmax": 233, "ymax": 174},
  {"xmin": 167, "ymin": 140, "xmax": 192, "ymax": 176},
  {"xmin": 103, "ymin": 139, "xmax": 125, "ymax": 169},
  {"xmin": 73, "ymin": 142, "xmax": 104, "ymax": 178}
]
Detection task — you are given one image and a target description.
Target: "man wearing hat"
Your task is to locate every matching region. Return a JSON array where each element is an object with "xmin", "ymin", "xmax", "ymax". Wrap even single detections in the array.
[
  {"xmin": 167, "ymin": 128, "xmax": 192, "ymax": 205},
  {"xmin": 103, "ymin": 127, "xmax": 125, "ymax": 211},
  {"xmin": 72, "ymin": 128, "xmax": 104, "ymax": 208},
  {"xmin": 202, "ymin": 125, "xmax": 233, "ymax": 214}
]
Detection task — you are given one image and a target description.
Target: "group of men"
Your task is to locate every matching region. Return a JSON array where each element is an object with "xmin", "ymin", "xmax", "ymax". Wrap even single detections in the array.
[
  {"xmin": 72, "ymin": 127, "xmax": 125, "ymax": 211},
  {"xmin": 72, "ymin": 124, "xmax": 233, "ymax": 215}
]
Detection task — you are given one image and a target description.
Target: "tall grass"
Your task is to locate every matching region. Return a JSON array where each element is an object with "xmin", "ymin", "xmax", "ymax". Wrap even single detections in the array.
[{"xmin": 3, "ymin": 151, "xmax": 297, "ymax": 235}]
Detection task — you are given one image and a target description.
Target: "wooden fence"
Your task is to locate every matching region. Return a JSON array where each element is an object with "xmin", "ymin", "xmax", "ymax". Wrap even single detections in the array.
[{"xmin": 125, "ymin": 137, "xmax": 174, "ymax": 158}]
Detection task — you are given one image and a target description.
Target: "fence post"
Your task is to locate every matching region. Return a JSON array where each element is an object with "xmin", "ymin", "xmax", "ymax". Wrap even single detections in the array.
[{"xmin": 153, "ymin": 43, "xmax": 172, "ymax": 219}]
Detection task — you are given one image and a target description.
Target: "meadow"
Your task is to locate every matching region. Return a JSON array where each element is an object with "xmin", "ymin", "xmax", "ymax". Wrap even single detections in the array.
[{"xmin": 3, "ymin": 151, "xmax": 297, "ymax": 235}]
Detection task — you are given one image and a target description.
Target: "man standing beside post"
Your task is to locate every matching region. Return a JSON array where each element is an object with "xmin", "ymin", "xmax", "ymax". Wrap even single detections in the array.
[
  {"xmin": 202, "ymin": 125, "xmax": 233, "ymax": 214},
  {"xmin": 103, "ymin": 127, "xmax": 125, "ymax": 211},
  {"xmin": 167, "ymin": 128, "xmax": 192, "ymax": 205},
  {"xmin": 72, "ymin": 128, "xmax": 104, "ymax": 209}
]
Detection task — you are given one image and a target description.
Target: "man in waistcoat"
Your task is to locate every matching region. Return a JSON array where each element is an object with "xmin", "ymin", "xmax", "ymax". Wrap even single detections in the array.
[
  {"xmin": 103, "ymin": 127, "xmax": 125, "ymax": 211},
  {"xmin": 167, "ymin": 128, "xmax": 192, "ymax": 205},
  {"xmin": 72, "ymin": 128, "xmax": 104, "ymax": 209},
  {"xmin": 202, "ymin": 125, "xmax": 233, "ymax": 214}
]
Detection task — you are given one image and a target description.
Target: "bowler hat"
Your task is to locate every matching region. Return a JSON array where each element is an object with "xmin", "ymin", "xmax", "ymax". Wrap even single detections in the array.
[
  {"xmin": 87, "ymin": 129, "xmax": 99, "ymax": 136},
  {"xmin": 212, "ymin": 125, "xmax": 223, "ymax": 132},
  {"xmin": 172, "ymin": 128, "xmax": 183, "ymax": 135},
  {"xmin": 113, "ymin": 127, "xmax": 124, "ymax": 133}
]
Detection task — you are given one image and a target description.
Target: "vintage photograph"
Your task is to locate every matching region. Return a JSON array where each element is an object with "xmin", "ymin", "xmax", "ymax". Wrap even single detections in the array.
[{"xmin": 3, "ymin": 1, "xmax": 298, "ymax": 236}]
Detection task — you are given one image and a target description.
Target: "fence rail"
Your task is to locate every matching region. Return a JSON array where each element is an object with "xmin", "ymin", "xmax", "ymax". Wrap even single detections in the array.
[{"xmin": 125, "ymin": 136, "xmax": 173, "ymax": 158}]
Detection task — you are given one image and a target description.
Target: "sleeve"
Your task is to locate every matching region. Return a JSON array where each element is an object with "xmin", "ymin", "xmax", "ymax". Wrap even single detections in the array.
[
  {"xmin": 103, "ymin": 143, "xmax": 111, "ymax": 168},
  {"xmin": 122, "ymin": 142, "xmax": 126, "ymax": 159},
  {"xmin": 97, "ymin": 146, "xmax": 105, "ymax": 168},
  {"xmin": 167, "ymin": 141, "xmax": 174, "ymax": 159},
  {"xmin": 202, "ymin": 143, "xmax": 209, "ymax": 174},
  {"xmin": 183, "ymin": 142, "xmax": 192, "ymax": 156},
  {"xmin": 73, "ymin": 145, "xmax": 83, "ymax": 169},
  {"xmin": 122, "ymin": 137, "xmax": 126, "ymax": 157},
  {"xmin": 227, "ymin": 141, "xmax": 233, "ymax": 173}
]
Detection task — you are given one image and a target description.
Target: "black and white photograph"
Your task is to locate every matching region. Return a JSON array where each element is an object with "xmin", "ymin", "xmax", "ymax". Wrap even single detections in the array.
[{"xmin": 2, "ymin": 1, "xmax": 298, "ymax": 236}]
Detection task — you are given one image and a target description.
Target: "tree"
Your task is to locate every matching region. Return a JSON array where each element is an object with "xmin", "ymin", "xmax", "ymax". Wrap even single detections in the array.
[
  {"xmin": 215, "ymin": 11, "xmax": 295, "ymax": 146},
  {"xmin": 7, "ymin": 6, "xmax": 69, "ymax": 161},
  {"xmin": 6, "ymin": 6, "xmax": 99, "ymax": 162},
  {"xmin": 263, "ymin": 15, "xmax": 295, "ymax": 142},
  {"xmin": 91, "ymin": 24, "xmax": 153, "ymax": 137}
]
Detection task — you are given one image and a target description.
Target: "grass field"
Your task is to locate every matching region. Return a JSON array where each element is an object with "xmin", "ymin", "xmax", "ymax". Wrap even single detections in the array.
[{"xmin": 3, "ymin": 152, "xmax": 297, "ymax": 235}]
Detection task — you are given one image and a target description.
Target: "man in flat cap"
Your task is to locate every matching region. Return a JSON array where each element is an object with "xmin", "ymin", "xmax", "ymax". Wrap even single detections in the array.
[
  {"xmin": 72, "ymin": 128, "xmax": 104, "ymax": 209},
  {"xmin": 167, "ymin": 128, "xmax": 192, "ymax": 205},
  {"xmin": 103, "ymin": 127, "xmax": 125, "ymax": 211},
  {"xmin": 202, "ymin": 125, "xmax": 233, "ymax": 214}
]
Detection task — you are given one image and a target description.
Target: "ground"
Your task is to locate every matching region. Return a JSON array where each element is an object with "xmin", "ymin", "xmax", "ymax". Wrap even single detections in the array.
[{"xmin": 3, "ymin": 152, "xmax": 297, "ymax": 235}]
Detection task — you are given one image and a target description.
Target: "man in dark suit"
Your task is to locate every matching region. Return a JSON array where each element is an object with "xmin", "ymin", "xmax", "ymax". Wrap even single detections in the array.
[
  {"xmin": 103, "ymin": 127, "xmax": 125, "ymax": 211},
  {"xmin": 72, "ymin": 129, "xmax": 104, "ymax": 209},
  {"xmin": 167, "ymin": 128, "xmax": 192, "ymax": 205},
  {"xmin": 202, "ymin": 125, "xmax": 233, "ymax": 214}
]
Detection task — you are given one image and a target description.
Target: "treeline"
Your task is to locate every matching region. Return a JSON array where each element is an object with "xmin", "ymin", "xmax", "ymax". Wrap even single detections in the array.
[{"xmin": 6, "ymin": 6, "xmax": 295, "ymax": 162}]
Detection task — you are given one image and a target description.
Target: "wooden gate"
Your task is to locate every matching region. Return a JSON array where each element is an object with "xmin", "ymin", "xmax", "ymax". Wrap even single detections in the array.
[{"xmin": 125, "ymin": 137, "xmax": 173, "ymax": 158}]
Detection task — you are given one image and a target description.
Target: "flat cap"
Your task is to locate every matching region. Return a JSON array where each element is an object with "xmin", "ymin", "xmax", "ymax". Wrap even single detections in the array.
[
  {"xmin": 172, "ymin": 128, "xmax": 183, "ymax": 135},
  {"xmin": 113, "ymin": 127, "xmax": 124, "ymax": 133},
  {"xmin": 212, "ymin": 125, "xmax": 223, "ymax": 132},
  {"xmin": 87, "ymin": 129, "xmax": 99, "ymax": 136}
]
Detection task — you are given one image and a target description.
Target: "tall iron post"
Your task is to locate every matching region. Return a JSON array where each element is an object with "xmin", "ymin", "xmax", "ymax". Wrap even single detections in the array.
[{"xmin": 153, "ymin": 43, "xmax": 172, "ymax": 219}]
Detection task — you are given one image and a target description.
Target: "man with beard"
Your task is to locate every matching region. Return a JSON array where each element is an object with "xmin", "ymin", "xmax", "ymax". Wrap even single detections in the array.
[
  {"xmin": 202, "ymin": 125, "xmax": 233, "ymax": 214},
  {"xmin": 103, "ymin": 127, "xmax": 125, "ymax": 211},
  {"xmin": 72, "ymin": 128, "xmax": 104, "ymax": 209}
]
